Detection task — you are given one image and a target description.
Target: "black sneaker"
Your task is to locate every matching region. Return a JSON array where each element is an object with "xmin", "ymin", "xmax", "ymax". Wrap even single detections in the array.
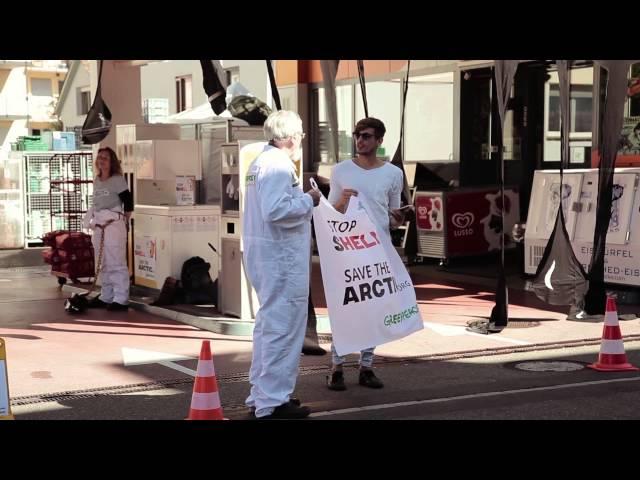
[
  {"xmin": 302, "ymin": 345, "xmax": 327, "ymax": 356},
  {"xmin": 327, "ymin": 370, "xmax": 347, "ymax": 391},
  {"xmin": 259, "ymin": 401, "xmax": 310, "ymax": 419},
  {"xmin": 107, "ymin": 302, "xmax": 129, "ymax": 311},
  {"xmin": 359, "ymin": 369, "xmax": 384, "ymax": 389},
  {"xmin": 87, "ymin": 297, "xmax": 109, "ymax": 309},
  {"xmin": 250, "ymin": 398, "xmax": 301, "ymax": 415}
]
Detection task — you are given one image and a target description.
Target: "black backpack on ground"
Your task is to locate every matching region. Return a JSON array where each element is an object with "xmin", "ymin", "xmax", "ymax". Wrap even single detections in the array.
[{"xmin": 180, "ymin": 256, "xmax": 218, "ymax": 305}]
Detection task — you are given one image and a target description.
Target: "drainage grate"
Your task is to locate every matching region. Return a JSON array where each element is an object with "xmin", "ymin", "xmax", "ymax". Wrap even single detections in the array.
[
  {"xmin": 505, "ymin": 320, "xmax": 541, "ymax": 329},
  {"xmin": 466, "ymin": 318, "xmax": 541, "ymax": 332},
  {"xmin": 10, "ymin": 365, "xmax": 332, "ymax": 407}
]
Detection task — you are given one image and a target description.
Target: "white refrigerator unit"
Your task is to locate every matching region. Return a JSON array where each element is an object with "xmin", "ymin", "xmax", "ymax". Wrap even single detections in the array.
[
  {"xmin": 133, "ymin": 205, "xmax": 220, "ymax": 290},
  {"xmin": 524, "ymin": 169, "xmax": 587, "ymax": 274},
  {"xmin": 525, "ymin": 168, "xmax": 640, "ymax": 286}
]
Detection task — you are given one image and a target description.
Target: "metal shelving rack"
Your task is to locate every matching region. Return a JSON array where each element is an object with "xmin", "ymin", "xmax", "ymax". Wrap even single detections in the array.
[
  {"xmin": 48, "ymin": 152, "xmax": 93, "ymax": 235},
  {"xmin": 22, "ymin": 152, "xmax": 62, "ymax": 246}
]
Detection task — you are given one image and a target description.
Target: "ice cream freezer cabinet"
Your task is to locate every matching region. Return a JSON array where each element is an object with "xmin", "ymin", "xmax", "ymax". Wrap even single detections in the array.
[
  {"xmin": 133, "ymin": 205, "xmax": 220, "ymax": 290},
  {"xmin": 414, "ymin": 187, "xmax": 520, "ymax": 262},
  {"xmin": 524, "ymin": 168, "xmax": 640, "ymax": 286}
]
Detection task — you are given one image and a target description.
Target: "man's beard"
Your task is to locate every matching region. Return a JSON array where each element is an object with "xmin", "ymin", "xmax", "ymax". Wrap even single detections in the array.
[
  {"xmin": 356, "ymin": 146, "xmax": 376, "ymax": 156},
  {"xmin": 291, "ymin": 145, "xmax": 303, "ymax": 162}
]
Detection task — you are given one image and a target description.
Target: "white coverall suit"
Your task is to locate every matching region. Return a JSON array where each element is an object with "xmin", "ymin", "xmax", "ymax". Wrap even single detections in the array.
[
  {"xmin": 242, "ymin": 145, "xmax": 314, "ymax": 418},
  {"xmin": 83, "ymin": 207, "xmax": 129, "ymax": 305}
]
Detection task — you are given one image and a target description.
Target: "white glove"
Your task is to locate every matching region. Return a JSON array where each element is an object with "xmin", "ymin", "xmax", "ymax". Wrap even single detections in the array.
[{"xmin": 82, "ymin": 207, "xmax": 95, "ymax": 230}]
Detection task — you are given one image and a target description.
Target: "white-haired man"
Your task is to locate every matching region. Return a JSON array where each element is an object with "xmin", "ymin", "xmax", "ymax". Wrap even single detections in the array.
[{"xmin": 242, "ymin": 110, "xmax": 321, "ymax": 419}]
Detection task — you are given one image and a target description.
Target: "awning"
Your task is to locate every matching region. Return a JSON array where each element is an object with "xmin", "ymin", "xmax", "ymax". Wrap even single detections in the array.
[{"xmin": 162, "ymin": 102, "xmax": 249, "ymax": 126}]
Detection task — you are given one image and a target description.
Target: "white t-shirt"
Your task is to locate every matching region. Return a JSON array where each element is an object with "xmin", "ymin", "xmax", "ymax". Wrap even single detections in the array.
[
  {"xmin": 93, "ymin": 174, "xmax": 128, "ymax": 211},
  {"xmin": 328, "ymin": 159, "xmax": 403, "ymax": 237}
]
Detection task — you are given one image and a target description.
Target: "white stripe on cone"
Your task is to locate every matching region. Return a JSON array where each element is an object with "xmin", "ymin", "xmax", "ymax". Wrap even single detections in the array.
[
  {"xmin": 196, "ymin": 361, "xmax": 216, "ymax": 377},
  {"xmin": 600, "ymin": 339, "xmax": 626, "ymax": 355},
  {"xmin": 604, "ymin": 311, "xmax": 619, "ymax": 326},
  {"xmin": 190, "ymin": 392, "xmax": 221, "ymax": 410}
]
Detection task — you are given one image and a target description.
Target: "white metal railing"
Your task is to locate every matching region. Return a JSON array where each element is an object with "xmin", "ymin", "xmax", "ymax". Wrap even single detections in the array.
[
  {"xmin": 0, "ymin": 94, "xmax": 26, "ymax": 117},
  {"xmin": 0, "ymin": 94, "xmax": 58, "ymax": 120},
  {"xmin": 30, "ymin": 60, "xmax": 68, "ymax": 70}
]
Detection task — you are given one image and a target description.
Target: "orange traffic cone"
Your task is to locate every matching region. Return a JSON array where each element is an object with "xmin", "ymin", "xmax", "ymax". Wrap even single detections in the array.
[
  {"xmin": 587, "ymin": 296, "xmax": 639, "ymax": 372},
  {"xmin": 187, "ymin": 340, "xmax": 225, "ymax": 420}
]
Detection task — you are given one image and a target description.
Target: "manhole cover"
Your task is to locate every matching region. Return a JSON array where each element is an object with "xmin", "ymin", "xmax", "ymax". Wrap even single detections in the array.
[{"xmin": 513, "ymin": 361, "xmax": 585, "ymax": 372}]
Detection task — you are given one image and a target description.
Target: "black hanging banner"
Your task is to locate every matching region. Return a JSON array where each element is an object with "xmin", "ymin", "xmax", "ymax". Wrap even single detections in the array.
[
  {"xmin": 468, "ymin": 60, "xmax": 520, "ymax": 334},
  {"xmin": 488, "ymin": 60, "xmax": 520, "ymax": 332},
  {"xmin": 266, "ymin": 60, "xmax": 282, "ymax": 111},
  {"xmin": 81, "ymin": 60, "xmax": 112, "ymax": 145},
  {"xmin": 357, "ymin": 60, "xmax": 369, "ymax": 118},
  {"xmin": 531, "ymin": 60, "xmax": 588, "ymax": 309},
  {"xmin": 583, "ymin": 60, "xmax": 635, "ymax": 314},
  {"xmin": 390, "ymin": 60, "xmax": 412, "ymax": 207},
  {"xmin": 200, "ymin": 60, "xmax": 227, "ymax": 115}
]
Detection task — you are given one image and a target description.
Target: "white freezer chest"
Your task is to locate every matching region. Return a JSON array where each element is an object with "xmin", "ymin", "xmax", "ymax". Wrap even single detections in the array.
[{"xmin": 133, "ymin": 205, "xmax": 220, "ymax": 290}]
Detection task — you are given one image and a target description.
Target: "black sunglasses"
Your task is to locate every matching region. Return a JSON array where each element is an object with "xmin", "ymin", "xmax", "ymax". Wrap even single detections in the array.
[{"xmin": 352, "ymin": 132, "xmax": 376, "ymax": 140}]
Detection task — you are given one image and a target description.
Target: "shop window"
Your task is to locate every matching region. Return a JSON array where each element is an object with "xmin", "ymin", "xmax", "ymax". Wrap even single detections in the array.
[
  {"xmin": 618, "ymin": 62, "xmax": 640, "ymax": 157},
  {"xmin": 31, "ymin": 78, "xmax": 52, "ymax": 97},
  {"xmin": 78, "ymin": 88, "xmax": 91, "ymax": 115},
  {"xmin": 355, "ymin": 80, "xmax": 401, "ymax": 159},
  {"xmin": 547, "ymin": 84, "xmax": 592, "ymax": 133},
  {"xmin": 543, "ymin": 66, "xmax": 593, "ymax": 164},
  {"xmin": 405, "ymin": 72, "xmax": 454, "ymax": 162},
  {"xmin": 176, "ymin": 75, "xmax": 192, "ymax": 113},
  {"xmin": 225, "ymin": 67, "xmax": 240, "ymax": 87},
  {"xmin": 313, "ymin": 84, "xmax": 353, "ymax": 163}
]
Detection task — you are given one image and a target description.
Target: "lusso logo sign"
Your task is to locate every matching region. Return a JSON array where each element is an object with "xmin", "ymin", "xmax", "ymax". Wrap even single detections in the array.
[
  {"xmin": 452, "ymin": 212, "xmax": 474, "ymax": 237},
  {"xmin": 452, "ymin": 212, "xmax": 474, "ymax": 229}
]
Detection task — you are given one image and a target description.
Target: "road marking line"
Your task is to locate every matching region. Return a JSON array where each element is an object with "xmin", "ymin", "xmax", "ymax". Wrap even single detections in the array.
[
  {"xmin": 309, "ymin": 375, "xmax": 640, "ymax": 417},
  {"xmin": 158, "ymin": 361, "xmax": 197, "ymax": 377}
]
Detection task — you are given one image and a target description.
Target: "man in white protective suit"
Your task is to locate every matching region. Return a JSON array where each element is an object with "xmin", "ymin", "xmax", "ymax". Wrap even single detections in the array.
[{"xmin": 242, "ymin": 110, "xmax": 321, "ymax": 419}]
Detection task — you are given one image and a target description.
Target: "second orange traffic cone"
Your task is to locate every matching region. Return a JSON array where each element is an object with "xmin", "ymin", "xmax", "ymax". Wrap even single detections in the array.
[
  {"xmin": 587, "ymin": 296, "xmax": 639, "ymax": 372},
  {"xmin": 187, "ymin": 340, "xmax": 225, "ymax": 420}
]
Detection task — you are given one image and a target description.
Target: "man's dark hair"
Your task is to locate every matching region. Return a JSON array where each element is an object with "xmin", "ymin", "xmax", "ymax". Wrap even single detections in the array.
[{"xmin": 354, "ymin": 117, "xmax": 386, "ymax": 139}]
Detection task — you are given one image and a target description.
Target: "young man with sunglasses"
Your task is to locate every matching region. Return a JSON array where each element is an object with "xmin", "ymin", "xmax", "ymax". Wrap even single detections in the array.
[{"xmin": 326, "ymin": 117, "xmax": 406, "ymax": 391}]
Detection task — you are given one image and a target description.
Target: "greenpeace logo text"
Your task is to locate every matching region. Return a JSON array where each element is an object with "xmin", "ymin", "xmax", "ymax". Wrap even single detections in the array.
[{"xmin": 383, "ymin": 305, "xmax": 419, "ymax": 326}]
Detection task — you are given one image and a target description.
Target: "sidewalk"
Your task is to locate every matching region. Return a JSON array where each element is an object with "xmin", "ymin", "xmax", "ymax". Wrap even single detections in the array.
[
  {"xmin": 3, "ymin": 263, "xmax": 640, "ymax": 401},
  {"xmin": 63, "ymin": 255, "xmax": 640, "ymax": 360}
]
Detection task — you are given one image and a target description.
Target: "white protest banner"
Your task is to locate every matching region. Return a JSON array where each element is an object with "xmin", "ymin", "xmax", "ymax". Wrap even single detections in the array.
[
  {"xmin": 0, "ymin": 338, "xmax": 13, "ymax": 419},
  {"xmin": 311, "ymin": 180, "xmax": 423, "ymax": 356}
]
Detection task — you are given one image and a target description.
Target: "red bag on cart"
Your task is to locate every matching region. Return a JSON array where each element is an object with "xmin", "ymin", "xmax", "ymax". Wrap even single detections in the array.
[
  {"xmin": 55, "ymin": 232, "xmax": 92, "ymax": 250},
  {"xmin": 42, "ymin": 230, "xmax": 69, "ymax": 248},
  {"xmin": 42, "ymin": 248, "xmax": 63, "ymax": 269},
  {"xmin": 57, "ymin": 248, "xmax": 94, "ymax": 262},
  {"xmin": 57, "ymin": 259, "xmax": 95, "ymax": 278}
]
